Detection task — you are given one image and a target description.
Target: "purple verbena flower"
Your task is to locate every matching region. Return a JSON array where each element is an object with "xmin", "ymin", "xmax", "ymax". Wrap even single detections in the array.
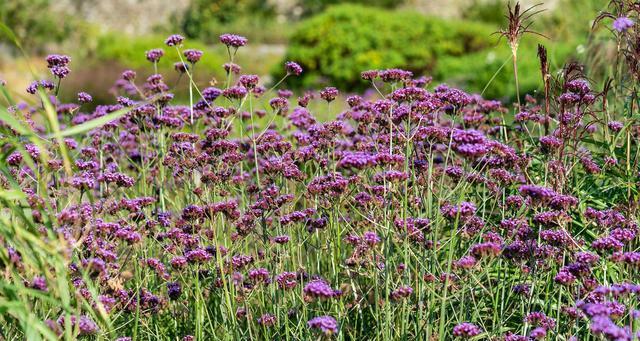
[
  {"xmin": 167, "ymin": 282, "xmax": 182, "ymax": 300},
  {"xmin": 608, "ymin": 121, "xmax": 624, "ymax": 132},
  {"xmin": 307, "ymin": 316, "xmax": 338, "ymax": 335},
  {"xmin": 77, "ymin": 92, "xmax": 92, "ymax": 103},
  {"xmin": 174, "ymin": 62, "xmax": 189, "ymax": 73},
  {"xmin": 390, "ymin": 285, "xmax": 413, "ymax": 301},
  {"xmin": 320, "ymin": 87, "xmax": 339, "ymax": 102},
  {"xmin": 145, "ymin": 49, "xmax": 164, "ymax": 63},
  {"xmin": 613, "ymin": 17, "xmax": 634, "ymax": 32},
  {"xmin": 362, "ymin": 231, "xmax": 381, "ymax": 246},
  {"xmin": 30, "ymin": 276, "xmax": 48, "ymax": 291},
  {"xmin": 122, "ymin": 69, "xmax": 136, "ymax": 81},
  {"xmin": 453, "ymin": 322, "xmax": 482, "ymax": 338},
  {"xmin": 248, "ymin": 268, "xmax": 271, "ymax": 284},
  {"xmin": 183, "ymin": 49, "xmax": 203, "ymax": 64},
  {"xmin": 276, "ymin": 271, "xmax": 297, "ymax": 290},
  {"xmin": 165, "ymin": 34, "xmax": 185, "ymax": 46},
  {"xmin": 285, "ymin": 61, "xmax": 303, "ymax": 76},
  {"xmin": 219, "ymin": 34, "xmax": 248, "ymax": 47},
  {"xmin": 304, "ymin": 279, "xmax": 336, "ymax": 299},
  {"xmin": 26, "ymin": 80, "xmax": 55, "ymax": 94},
  {"xmin": 256, "ymin": 313, "xmax": 276, "ymax": 327},
  {"xmin": 379, "ymin": 68, "xmax": 412, "ymax": 83}
]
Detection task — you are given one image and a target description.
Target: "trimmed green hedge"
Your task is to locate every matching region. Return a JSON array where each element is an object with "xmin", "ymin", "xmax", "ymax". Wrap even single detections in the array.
[{"xmin": 278, "ymin": 4, "xmax": 496, "ymax": 90}]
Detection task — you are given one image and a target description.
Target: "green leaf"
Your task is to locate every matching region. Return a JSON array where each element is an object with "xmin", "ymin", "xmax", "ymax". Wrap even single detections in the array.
[
  {"xmin": 49, "ymin": 105, "xmax": 135, "ymax": 138},
  {"xmin": 0, "ymin": 21, "xmax": 22, "ymax": 49},
  {"xmin": 0, "ymin": 106, "xmax": 33, "ymax": 136},
  {"xmin": 0, "ymin": 189, "xmax": 27, "ymax": 201},
  {"xmin": 0, "ymin": 83, "xmax": 15, "ymax": 106},
  {"xmin": 38, "ymin": 91, "xmax": 72, "ymax": 174}
]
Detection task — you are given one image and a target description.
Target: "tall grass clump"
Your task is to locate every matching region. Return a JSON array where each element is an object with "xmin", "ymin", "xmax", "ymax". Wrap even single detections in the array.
[{"xmin": 0, "ymin": 1, "xmax": 640, "ymax": 340}]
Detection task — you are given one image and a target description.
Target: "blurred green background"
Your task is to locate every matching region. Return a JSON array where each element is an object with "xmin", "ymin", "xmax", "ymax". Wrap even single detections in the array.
[{"xmin": 0, "ymin": 0, "xmax": 610, "ymax": 105}]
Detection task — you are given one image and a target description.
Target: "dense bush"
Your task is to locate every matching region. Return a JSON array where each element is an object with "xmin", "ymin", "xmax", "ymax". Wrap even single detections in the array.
[
  {"xmin": 462, "ymin": 0, "xmax": 507, "ymax": 26},
  {"xmin": 174, "ymin": 0, "xmax": 281, "ymax": 44},
  {"xmin": 278, "ymin": 4, "xmax": 496, "ymax": 90}
]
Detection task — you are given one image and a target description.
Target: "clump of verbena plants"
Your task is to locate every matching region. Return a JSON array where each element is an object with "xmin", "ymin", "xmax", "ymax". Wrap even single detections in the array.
[{"xmin": 1, "ymin": 1, "xmax": 640, "ymax": 340}]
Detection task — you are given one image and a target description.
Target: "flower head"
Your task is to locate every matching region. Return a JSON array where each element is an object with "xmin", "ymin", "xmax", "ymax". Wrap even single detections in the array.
[
  {"xmin": 613, "ymin": 17, "xmax": 634, "ymax": 32},
  {"xmin": 165, "ymin": 34, "xmax": 185, "ymax": 46},
  {"xmin": 219, "ymin": 34, "xmax": 248, "ymax": 48},
  {"xmin": 184, "ymin": 49, "xmax": 203, "ymax": 64},
  {"xmin": 285, "ymin": 61, "xmax": 303, "ymax": 76},
  {"xmin": 146, "ymin": 49, "xmax": 164, "ymax": 63},
  {"xmin": 257, "ymin": 313, "xmax": 276, "ymax": 327},
  {"xmin": 167, "ymin": 282, "xmax": 182, "ymax": 300},
  {"xmin": 77, "ymin": 92, "xmax": 92, "ymax": 103},
  {"xmin": 122, "ymin": 69, "xmax": 136, "ymax": 81},
  {"xmin": 45, "ymin": 54, "xmax": 71, "ymax": 79},
  {"xmin": 453, "ymin": 322, "xmax": 482, "ymax": 338},
  {"xmin": 308, "ymin": 316, "xmax": 338, "ymax": 335},
  {"xmin": 304, "ymin": 279, "xmax": 336, "ymax": 299},
  {"xmin": 320, "ymin": 87, "xmax": 339, "ymax": 102}
]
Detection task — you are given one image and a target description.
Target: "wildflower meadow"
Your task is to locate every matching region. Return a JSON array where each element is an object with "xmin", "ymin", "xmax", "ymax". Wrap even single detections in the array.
[{"xmin": 1, "ymin": 1, "xmax": 640, "ymax": 340}]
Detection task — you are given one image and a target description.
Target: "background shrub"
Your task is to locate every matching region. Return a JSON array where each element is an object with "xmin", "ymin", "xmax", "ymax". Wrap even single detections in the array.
[
  {"xmin": 277, "ymin": 4, "xmax": 496, "ymax": 91},
  {"xmin": 174, "ymin": 0, "xmax": 282, "ymax": 44},
  {"xmin": 297, "ymin": 0, "xmax": 404, "ymax": 17},
  {"xmin": 436, "ymin": 40, "xmax": 578, "ymax": 101},
  {"xmin": 0, "ymin": 0, "xmax": 74, "ymax": 53},
  {"xmin": 95, "ymin": 33, "xmax": 225, "ymax": 72}
]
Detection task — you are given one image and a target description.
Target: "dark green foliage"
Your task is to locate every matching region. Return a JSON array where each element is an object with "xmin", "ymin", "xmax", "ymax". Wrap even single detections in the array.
[
  {"xmin": 0, "ymin": 0, "xmax": 72, "ymax": 52},
  {"xmin": 462, "ymin": 0, "xmax": 507, "ymax": 26},
  {"xmin": 279, "ymin": 4, "xmax": 496, "ymax": 91},
  {"xmin": 298, "ymin": 0, "xmax": 403, "ymax": 17},
  {"xmin": 175, "ymin": 0, "xmax": 277, "ymax": 43},
  {"xmin": 436, "ymin": 40, "xmax": 577, "ymax": 101}
]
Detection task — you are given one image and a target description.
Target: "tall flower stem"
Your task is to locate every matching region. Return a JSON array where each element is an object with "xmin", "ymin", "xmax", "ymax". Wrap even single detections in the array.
[{"xmin": 512, "ymin": 48, "xmax": 521, "ymax": 109}]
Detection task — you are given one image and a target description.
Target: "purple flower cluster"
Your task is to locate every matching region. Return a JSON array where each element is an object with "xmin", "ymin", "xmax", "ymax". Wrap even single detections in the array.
[
  {"xmin": 307, "ymin": 316, "xmax": 338, "ymax": 335},
  {"xmin": 146, "ymin": 48, "xmax": 164, "ymax": 63},
  {"xmin": 453, "ymin": 322, "xmax": 482, "ymax": 338},
  {"xmin": 219, "ymin": 34, "xmax": 248, "ymax": 47},
  {"xmin": 183, "ymin": 49, "xmax": 203, "ymax": 64},
  {"xmin": 304, "ymin": 279, "xmax": 338, "ymax": 300},
  {"xmin": 165, "ymin": 34, "xmax": 185, "ymax": 46},
  {"xmin": 285, "ymin": 61, "xmax": 303, "ymax": 76},
  {"xmin": 26, "ymin": 80, "xmax": 55, "ymax": 94},
  {"xmin": 320, "ymin": 87, "xmax": 339, "ymax": 102},
  {"xmin": 613, "ymin": 16, "xmax": 634, "ymax": 32},
  {"xmin": 46, "ymin": 54, "xmax": 71, "ymax": 79}
]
